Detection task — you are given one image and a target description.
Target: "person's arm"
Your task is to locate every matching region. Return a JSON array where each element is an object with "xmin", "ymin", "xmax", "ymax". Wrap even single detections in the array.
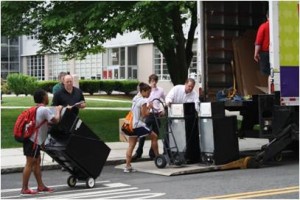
[
  {"xmin": 77, "ymin": 90, "xmax": 86, "ymax": 109},
  {"xmin": 254, "ymin": 45, "xmax": 261, "ymax": 62},
  {"xmin": 193, "ymin": 92, "xmax": 200, "ymax": 112},
  {"xmin": 50, "ymin": 106, "xmax": 63, "ymax": 124},
  {"xmin": 165, "ymin": 87, "xmax": 175, "ymax": 107},
  {"xmin": 254, "ymin": 24, "xmax": 264, "ymax": 62},
  {"xmin": 140, "ymin": 103, "xmax": 151, "ymax": 118}
]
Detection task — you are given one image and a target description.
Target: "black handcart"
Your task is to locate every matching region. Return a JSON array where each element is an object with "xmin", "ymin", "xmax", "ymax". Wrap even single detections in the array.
[
  {"xmin": 152, "ymin": 99, "xmax": 200, "ymax": 168},
  {"xmin": 44, "ymin": 108, "xmax": 111, "ymax": 188}
]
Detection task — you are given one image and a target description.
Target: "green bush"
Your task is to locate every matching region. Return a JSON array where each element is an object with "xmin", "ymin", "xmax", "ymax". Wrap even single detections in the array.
[
  {"xmin": 38, "ymin": 81, "xmax": 57, "ymax": 93},
  {"xmin": 79, "ymin": 80, "xmax": 100, "ymax": 95},
  {"xmin": 100, "ymin": 80, "xmax": 117, "ymax": 95},
  {"xmin": 118, "ymin": 80, "xmax": 139, "ymax": 95},
  {"xmin": 24, "ymin": 76, "xmax": 38, "ymax": 95},
  {"xmin": 1, "ymin": 82, "xmax": 11, "ymax": 94},
  {"xmin": 6, "ymin": 73, "xmax": 38, "ymax": 96}
]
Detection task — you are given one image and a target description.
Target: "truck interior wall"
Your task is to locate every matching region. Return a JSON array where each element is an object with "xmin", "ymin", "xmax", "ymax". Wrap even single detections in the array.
[
  {"xmin": 232, "ymin": 30, "xmax": 268, "ymax": 96},
  {"xmin": 203, "ymin": 1, "xmax": 268, "ymax": 101}
]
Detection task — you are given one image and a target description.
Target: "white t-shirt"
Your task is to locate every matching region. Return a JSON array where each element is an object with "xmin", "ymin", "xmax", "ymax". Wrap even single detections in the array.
[
  {"xmin": 30, "ymin": 106, "xmax": 55, "ymax": 145},
  {"xmin": 131, "ymin": 94, "xmax": 147, "ymax": 129}
]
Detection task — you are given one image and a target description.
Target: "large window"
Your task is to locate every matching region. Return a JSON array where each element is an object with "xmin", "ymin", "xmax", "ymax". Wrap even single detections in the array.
[
  {"xmin": 128, "ymin": 46, "xmax": 137, "ymax": 65},
  {"xmin": 1, "ymin": 36, "xmax": 20, "ymax": 79},
  {"xmin": 75, "ymin": 54, "xmax": 102, "ymax": 79},
  {"xmin": 104, "ymin": 46, "xmax": 137, "ymax": 80},
  {"xmin": 48, "ymin": 54, "xmax": 69, "ymax": 80},
  {"xmin": 26, "ymin": 55, "xmax": 45, "ymax": 80}
]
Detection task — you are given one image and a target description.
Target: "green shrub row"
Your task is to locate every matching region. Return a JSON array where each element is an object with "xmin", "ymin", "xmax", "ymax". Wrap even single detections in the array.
[{"xmin": 3, "ymin": 73, "xmax": 139, "ymax": 95}]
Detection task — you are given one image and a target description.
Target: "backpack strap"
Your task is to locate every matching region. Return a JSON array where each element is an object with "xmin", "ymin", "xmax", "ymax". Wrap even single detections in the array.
[{"xmin": 32, "ymin": 106, "xmax": 48, "ymax": 150}]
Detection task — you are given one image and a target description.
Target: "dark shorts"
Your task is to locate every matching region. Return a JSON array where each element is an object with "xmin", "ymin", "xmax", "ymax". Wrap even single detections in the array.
[
  {"xmin": 128, "ymin": 127, "xmax": 151, "ymax": 138},
  {"xmin": 23, "ymin": 139, "xmax": 40, "ymax": 158},
  {"xmin": 259, "ymin": 52, "xmax": 270, "ymax": 75}
]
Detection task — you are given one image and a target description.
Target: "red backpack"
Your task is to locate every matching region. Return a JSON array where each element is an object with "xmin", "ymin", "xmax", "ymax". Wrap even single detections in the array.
[{"xmin": 13, "ymin": 106, "xmax": 47, "ymax": 143}]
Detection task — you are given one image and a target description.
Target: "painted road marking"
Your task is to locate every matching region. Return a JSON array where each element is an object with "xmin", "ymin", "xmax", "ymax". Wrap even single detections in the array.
[{"xmin": 1, "ymin": 180, "xmax": 165, "ymax": 199}]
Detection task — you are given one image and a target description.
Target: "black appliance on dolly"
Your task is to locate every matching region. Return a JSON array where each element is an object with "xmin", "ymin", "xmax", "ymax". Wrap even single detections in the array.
[
  {"xmin": 153, "ymin": 99, "xmax": 201, "ymax": 168},
  {"xmin": 44, "ymin": 108, "xmax": 111, "ymax": 188}
]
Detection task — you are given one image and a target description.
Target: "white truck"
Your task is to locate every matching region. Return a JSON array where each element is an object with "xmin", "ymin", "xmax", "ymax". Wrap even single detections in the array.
[{"xmin": 196, "ymin": 1, "xmax": 299, "ymax": 164}]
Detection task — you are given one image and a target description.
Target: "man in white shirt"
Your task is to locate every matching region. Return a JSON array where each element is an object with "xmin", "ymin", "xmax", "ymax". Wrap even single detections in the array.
[
  {"xmin": 165, "ymin": 78, "xmax": 199, "ymax": 110},
  {"xmin": 165, "ymin": 78, "xmax": 201, "ymax": 164}
]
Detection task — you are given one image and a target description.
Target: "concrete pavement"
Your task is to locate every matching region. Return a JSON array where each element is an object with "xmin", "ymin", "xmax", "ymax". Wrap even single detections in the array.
[{"xmin": 1, "ymin": 138, "xmax": 269, "ymax": 175}]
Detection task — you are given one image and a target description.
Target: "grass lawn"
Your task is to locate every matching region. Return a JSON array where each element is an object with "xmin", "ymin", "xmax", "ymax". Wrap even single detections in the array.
[
  {"xmin": 1, "ymin": 95, "xmax": 132, "ymax": 149},
  {"xmin": 1, "ymin": 95, "xmax": 132, "ymax": 107}
]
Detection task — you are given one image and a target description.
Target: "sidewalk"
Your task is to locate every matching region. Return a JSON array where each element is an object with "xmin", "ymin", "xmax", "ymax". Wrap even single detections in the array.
[
  {"xmin": 1, "ymin": 138, "xmax": 269, "ymax": 174},
  {"xmin": 1, "ymin": 140, "xmax": 162, "ymax": 174}
]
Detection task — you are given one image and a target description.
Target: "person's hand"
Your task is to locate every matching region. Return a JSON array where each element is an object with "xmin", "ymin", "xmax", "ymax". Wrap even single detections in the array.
[
  {"xmin": 56, "ymin": 105, "xmax": 63, "ymax": 112},
  {"xmin": 148, "ymin": 102, "xmax": 153, "ymax": 109},
  {"xmin": 159, "ymin": 110, "xmax": 165, "ymax": 116},
  {"xmin": 66, "ymin": 105, "xmax": 72, "ymax": 110},
  {"xmin": 254, "ymin": 53, "xmax": 260, "ymax": 62}
]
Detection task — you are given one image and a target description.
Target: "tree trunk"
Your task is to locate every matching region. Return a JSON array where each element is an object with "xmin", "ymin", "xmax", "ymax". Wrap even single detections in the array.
[{"xmin": 163, "ymin": 48, "xmax": 189, "ymax": 86}]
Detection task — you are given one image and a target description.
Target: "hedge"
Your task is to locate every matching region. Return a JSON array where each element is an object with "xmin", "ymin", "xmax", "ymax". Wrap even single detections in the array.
[{"xmin": 5, "ymin": 77, "xmax": 138, "ymax": 96}]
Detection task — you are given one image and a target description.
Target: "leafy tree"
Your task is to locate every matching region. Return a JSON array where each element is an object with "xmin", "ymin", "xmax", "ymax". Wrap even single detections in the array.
[{"xmin": 1, "ymin": 1, "xmax": 197, "ymax": 85}]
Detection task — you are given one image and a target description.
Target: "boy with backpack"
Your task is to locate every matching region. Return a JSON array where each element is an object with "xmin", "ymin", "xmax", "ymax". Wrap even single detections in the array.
[{"xmin": 20, "ymin": 89, "xmax": 62, "ymax": 196}]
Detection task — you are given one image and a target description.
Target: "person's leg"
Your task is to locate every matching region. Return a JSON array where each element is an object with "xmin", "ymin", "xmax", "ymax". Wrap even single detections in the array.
[
  {"xmin": 259, "ymin": 52, "xmax": 270, "ymax": 76},
  {"xmin": 126, "ymin": 137, "xmax": 138, "ymax": 168},
  {"xmin": 33, "ymin": 155, "xmax": 45, "ymax": 189},
  {"xmin": 149, "ymin": 132, "xmax": 159, "ymax": 157},
  {"xmin": 22, "ymin": 156, "xmax": 35, "ymax": 191},
  {"xmin": 149, "ymin": 116, "xmax": 160, "ymax": 158},
  {"xmin": 132, "ymin": 137, "xmax": 145, "ymax": 159}
]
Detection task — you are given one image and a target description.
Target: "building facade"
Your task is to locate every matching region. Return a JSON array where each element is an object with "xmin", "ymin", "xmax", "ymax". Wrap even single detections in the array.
[{"xmin": 2, "ymin": 30, "xmax": 198, "ymax": 93}]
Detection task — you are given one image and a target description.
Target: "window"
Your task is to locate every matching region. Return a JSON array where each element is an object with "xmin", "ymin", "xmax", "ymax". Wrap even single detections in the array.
[
  {"xmin": 154, "ymin": 47, "xmax": 170, "ymax": 80},
  {"xmin": 1, "ymin": 36, "xmax": 20, "ymax": 79},
  {"xmin": 112, "ymin": 48, "xmax": 119, "ymax": 65},
  {"xmin": 105, "ymin": 46, "xmax": 138, "ymax": 80},
  {"xmin": 26, "ymin": 55, "xmax": 45, "ymax": 80},
  {"xmin": 74, "ymin": 54, "xmax": 102, "ymax": 79},
  {"xmin": 128, "ymin": 46, "xmax": 137, "ymax": 65}
]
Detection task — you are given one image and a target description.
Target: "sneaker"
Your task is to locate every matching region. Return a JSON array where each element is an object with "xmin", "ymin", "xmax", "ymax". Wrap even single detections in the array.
[
  {"xmin": 124, "ymin": 166, "xmax": 137, "ymax": 173},
  {"xmin": 20, "ymin": 188, "xmax": 38, "ymax": 196},
  {"xmin": 37, "ymin": 186, "xmax": 54, "ymax": 193}
]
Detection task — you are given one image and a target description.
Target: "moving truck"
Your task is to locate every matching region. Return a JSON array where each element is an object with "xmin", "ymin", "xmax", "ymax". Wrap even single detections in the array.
[{"xmin": 197, "ymin": 1, "xmax": 298, "ymax": 163}]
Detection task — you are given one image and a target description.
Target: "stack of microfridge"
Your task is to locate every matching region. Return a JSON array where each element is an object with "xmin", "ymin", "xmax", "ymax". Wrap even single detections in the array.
[
  {"xmin": 168, "ymin": 103, "xmax": 201, "ymax": 164},
  {"xmin": 198, "ymin": 102, "xmax": 239, "ymax": 165}
]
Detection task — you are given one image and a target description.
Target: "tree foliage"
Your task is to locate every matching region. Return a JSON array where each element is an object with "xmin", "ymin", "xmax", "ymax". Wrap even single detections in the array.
[{"xmin": 1, "ymin": 1, "xmax": 197, "ymax": 85}]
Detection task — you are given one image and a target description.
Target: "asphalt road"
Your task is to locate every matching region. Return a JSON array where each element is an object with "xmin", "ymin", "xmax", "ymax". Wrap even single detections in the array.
[{"xmin": 1, "ymin": 152, "xmax": 299, "ymax": 199}]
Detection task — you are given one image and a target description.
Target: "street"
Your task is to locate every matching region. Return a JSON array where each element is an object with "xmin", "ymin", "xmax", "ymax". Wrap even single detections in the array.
[{"xmin": 1, "ymin": 152, "xmax": 299, "ymax": 199}]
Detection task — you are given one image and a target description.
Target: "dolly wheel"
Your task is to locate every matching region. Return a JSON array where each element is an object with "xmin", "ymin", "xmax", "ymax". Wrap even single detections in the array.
[
  {"xmin": 155, "ymin": 155, "xmax": 167, "ymax": 168},
  {"xmin": 86, "ymin": 177, "xmax": 95, "ymax": 188},
  {"xmin": 67, "ymin": 176, "xmax": 77, "ymax": 188},
  {"xmin": 275, "ymin": 153, "xmax": 283, "ymax": 162}
]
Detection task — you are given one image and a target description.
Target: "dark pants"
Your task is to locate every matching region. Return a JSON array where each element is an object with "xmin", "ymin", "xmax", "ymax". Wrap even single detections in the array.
[
  {"xmin": 135, "ymin": 113, "xmax": 160, "ymax": 157},
  {"xmin": 259, "ymin": 51, "xmax": 270, "ymax": 76}
]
